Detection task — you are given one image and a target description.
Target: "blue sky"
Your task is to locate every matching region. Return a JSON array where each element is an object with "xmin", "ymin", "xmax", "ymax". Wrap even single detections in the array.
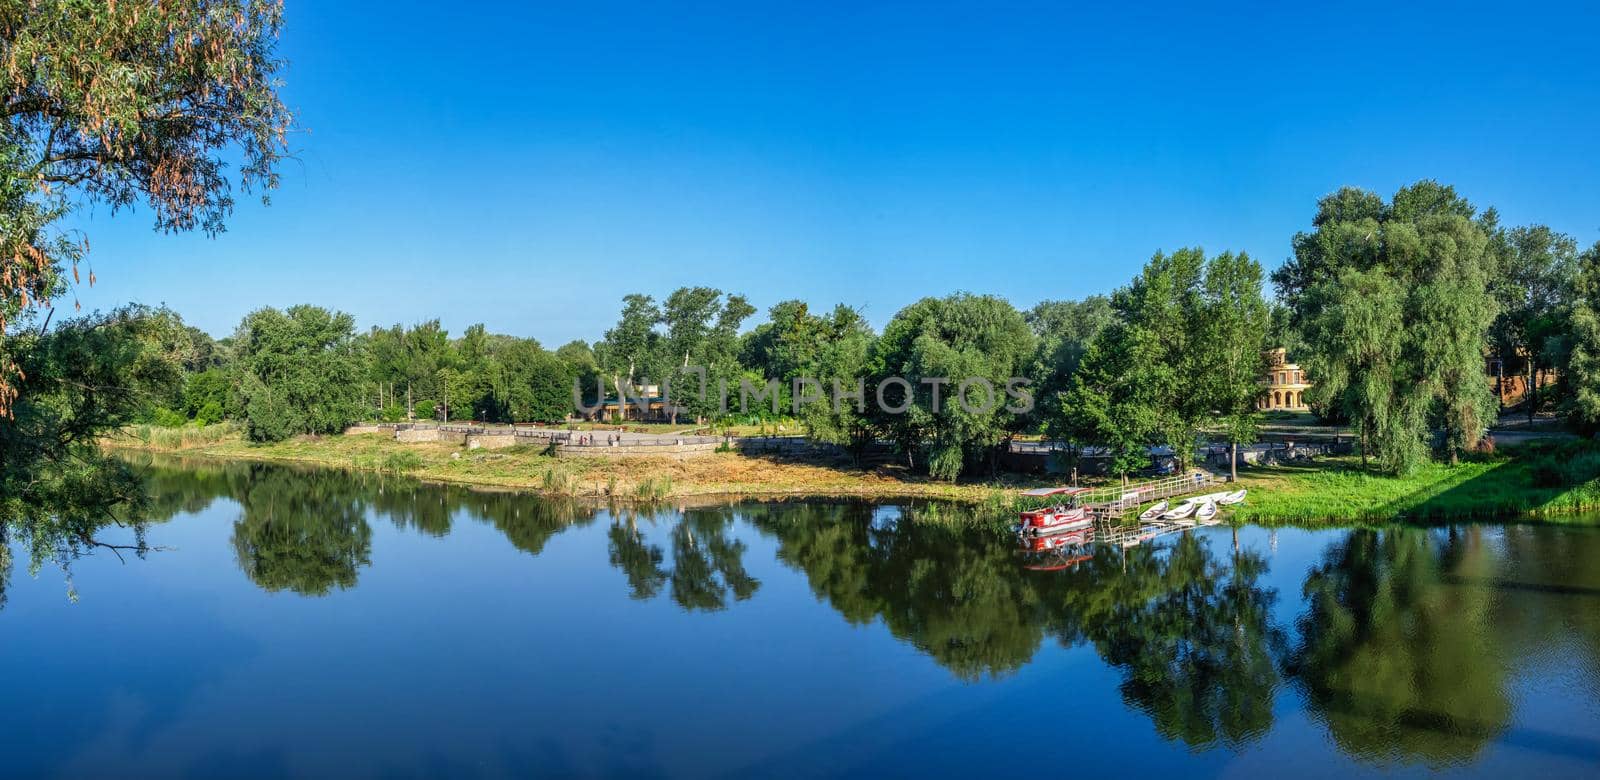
[{"xmin": 67, "ymin": 1, "xmax": 1600, "ymax": 344}]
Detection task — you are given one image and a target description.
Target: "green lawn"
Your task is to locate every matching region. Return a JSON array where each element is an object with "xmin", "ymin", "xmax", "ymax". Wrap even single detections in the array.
[{"xmin": 1231, "ymin": 440, "xmax": 1600, "ymax": 523}]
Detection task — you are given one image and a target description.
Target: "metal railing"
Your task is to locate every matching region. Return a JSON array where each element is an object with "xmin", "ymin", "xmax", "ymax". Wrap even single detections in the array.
[{"xmin": 1082, "ymin": 471, "xmax": 1221, "ymax": 517}]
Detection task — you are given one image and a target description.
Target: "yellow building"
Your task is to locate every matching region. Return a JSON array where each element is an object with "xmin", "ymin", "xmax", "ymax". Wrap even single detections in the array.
[{"xmin": 1260, "ymin": 348, "xmax": 1310, "ymax": 411}]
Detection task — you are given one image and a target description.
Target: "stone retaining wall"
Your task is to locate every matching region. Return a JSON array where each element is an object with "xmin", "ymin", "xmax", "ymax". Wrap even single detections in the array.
[
  {"xmin": 554, "ymin": 441, "xmax": 721, "ymax": 459},
  {"xmin": 466, "ymin": 433, "xmax": 525, "ymax": 450},
  {"xmin": 395, "ymin": 428, "xmax": 467, "ymax": 444}
]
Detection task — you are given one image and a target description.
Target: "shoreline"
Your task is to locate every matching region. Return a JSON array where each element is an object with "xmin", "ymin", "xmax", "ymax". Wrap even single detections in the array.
[
  {"xmin": 107, "ymin": 429, "xmax": 1600, "ymax": 526},
  {"xmin": 104, "ymin": 430, "xmax": 1042, "ymax": 507}
]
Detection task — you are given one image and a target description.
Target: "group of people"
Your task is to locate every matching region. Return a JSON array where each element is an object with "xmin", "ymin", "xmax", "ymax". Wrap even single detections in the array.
[{"xmin": 567, "ymin": 433, "xmax": 622, "ymax": 446}]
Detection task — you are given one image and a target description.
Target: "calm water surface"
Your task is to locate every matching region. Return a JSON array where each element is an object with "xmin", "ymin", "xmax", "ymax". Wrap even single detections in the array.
[{"xmin": 3, "ymin": 456, "xmax": 1600, "ymax": 778}]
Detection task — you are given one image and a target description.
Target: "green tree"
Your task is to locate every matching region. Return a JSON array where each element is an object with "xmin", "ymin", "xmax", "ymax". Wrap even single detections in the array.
[
  {"xmin": 0, "ymin": 0, "xmax": 290, "ymax": 415},
  {"xmin": 1024, "ymin": 296, "xmax": 1114, "ymax": 435},
  {"xmin": 183, "ymin": 367, "xmax": 232, "ymax": 423},
  {"xmin": 661, "ymin": 288, "xmax": 754, "ymax": 424},
  {"xmin": 743, "ymin": 300, "xmax": 876, "ymax": 453},
  {"xmin": 1197, "ymin": 253, "xmax": 1270, "ymax": 479},
  {"xmin": 232, "ymin": 305, "xmax": 365, "ymax": 441},
  {"xmin": 595, "ymin": 294, "xmax": 663, "ymax": 411},
  {"xmin": 1276, "ymin": 182, "xmax": 1499, "ymax": 472},
  {"xmin": 493, "ymin": 338, "xmax": 573, "ymax": 423},
  {"xmin": 555, "ymin": 340, "xmax": 603, "ymax": 407},
  {"xmin": 1564, "ymin": 242, "xmax": 1600, "ymax": 433},
  {"xmin": 1301, "ymin": 269, "xmax": 1413, "ymax": 470},
  {"xmin": 871, "ymin": 293, "xmax": 1034, "ymax": 480},
  {"xmin": 1062, "ymin": 249, "xmax": 1209, "ymax": 480},
  {"xmin": 1485, "ymin": 222, "xmax": 1577, "ymax": 420}
]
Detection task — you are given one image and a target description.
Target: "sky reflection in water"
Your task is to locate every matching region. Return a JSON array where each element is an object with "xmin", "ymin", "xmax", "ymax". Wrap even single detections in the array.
[{"xmin": 2, "ymin": 455, "xmax": 1599, "ymax": 778}]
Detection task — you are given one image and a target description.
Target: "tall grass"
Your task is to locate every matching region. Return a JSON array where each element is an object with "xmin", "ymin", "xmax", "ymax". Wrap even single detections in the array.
[
  {"xmin": 380, "ymin": 451, "xmax": 423, "ymax": 473},
  {"xmin": 634, "ymin": 476, "xmax": 673, "ymax": 501},
  {"xmin": 127, "ymin": 421, "xmax": 240, "ymax": 450}
]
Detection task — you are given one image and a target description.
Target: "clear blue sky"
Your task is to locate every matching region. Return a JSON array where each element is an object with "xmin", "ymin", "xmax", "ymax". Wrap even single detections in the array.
[{"xmin": 67, "ymin": 1, "xmax": 1600, "ymax": 344}]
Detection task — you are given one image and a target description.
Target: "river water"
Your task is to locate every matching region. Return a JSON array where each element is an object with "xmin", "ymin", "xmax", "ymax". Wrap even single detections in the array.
[{"xmin": 2, "ymin": 456, "xmax": 1598, "ymax": 777}]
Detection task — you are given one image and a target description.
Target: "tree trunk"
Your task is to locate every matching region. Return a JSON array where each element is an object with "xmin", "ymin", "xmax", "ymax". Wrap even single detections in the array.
[
  {"xmin": 1230, "ymin": 441, "xmax": 1238, "ymax": 482},
  {"xmin": 1495, "ymin": 359, "xmax": 1504, "ymax": 412},
  {"xmin": 1528, "ymin": 360, "xmax": 1537, "ymax": 424}
]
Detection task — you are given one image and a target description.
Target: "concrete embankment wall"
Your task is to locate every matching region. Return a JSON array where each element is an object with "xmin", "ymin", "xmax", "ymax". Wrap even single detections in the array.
[
  {"xmin": 346, "ymin": 422, "xmax": 726, "ymax": 458},
  {"xmin": 554, "ymin": 442, "xmax": 722, "ymax": 459},
  {"xmin": 394, "ymin": 427, "xmax": 467, "ymax": 445}
]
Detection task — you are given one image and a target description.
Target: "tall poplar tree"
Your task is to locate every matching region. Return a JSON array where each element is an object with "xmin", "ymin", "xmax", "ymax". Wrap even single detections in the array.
[{"xmin": 1197, "ymin": 252, "xmax": 1270, "ymax": 480}]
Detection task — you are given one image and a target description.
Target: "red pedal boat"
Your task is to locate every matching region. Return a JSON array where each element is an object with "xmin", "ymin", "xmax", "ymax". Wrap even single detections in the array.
[{"xmin": 1017, "ymin": 487, "xmax": 1092, "ymax": 537}]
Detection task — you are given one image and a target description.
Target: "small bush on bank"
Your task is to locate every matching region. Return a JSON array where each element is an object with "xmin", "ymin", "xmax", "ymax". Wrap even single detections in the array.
[{"xmin": 381, "ymin": 451, "xmax": 423, "ymax": 473}]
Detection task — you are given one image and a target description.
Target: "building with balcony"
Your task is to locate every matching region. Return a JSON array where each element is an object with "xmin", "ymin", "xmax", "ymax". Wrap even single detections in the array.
[{"xmin": 1260, "ymin": 348, "xmax": 1311, "ymax": 411}]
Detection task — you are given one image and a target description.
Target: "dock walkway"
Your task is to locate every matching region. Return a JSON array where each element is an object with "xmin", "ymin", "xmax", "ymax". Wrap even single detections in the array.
[{"xmin": 1080, "ymin": 471, "xmax": 1224, "ymax": 519}]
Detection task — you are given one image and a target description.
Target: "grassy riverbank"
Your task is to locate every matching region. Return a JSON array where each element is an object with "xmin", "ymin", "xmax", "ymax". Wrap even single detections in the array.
[
  {"xmin": 1231, "ymin": 440, "xmax": 1600, "ymax": 523},
  {"xmin": 107, "ymin": 426, "xmax": 1045, "ymax": 504},
  {"xmin": 108, "ymin": 426, "xmax": 1600, "ymax": 524}
]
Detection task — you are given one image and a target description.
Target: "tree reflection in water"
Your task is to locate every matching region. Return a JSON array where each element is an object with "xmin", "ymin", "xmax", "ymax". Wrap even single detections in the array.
[
  {"xmin": 1288, "ymin": 527, "xmax": 1511, "ymax": 766},
  {"xmin": 745, "ymin": 501, "xmax": 1284, "ymax": 750},
  {"xmin": 61, "ymin": 457, "xmax": 1600, "ymax": 766},
  {"xmin": 604, "ymin": 506, "xmax": 760, "ymax": 611}
]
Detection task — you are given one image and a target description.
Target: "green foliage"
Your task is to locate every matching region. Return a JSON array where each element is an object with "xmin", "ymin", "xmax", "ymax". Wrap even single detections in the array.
[
  {"xmin": 744, "ymin": 300, "xmax": 876, "ymax": 454},
  {"xmin": 232, "ymin": 305, "xmax": 366, "ymax": 442},
  {"xmin": 194, "ymin": 401, "xmax": 224, "ymax": 427},
  {"xmin": 415, "ymin": 400, "xmax": 436, "ymax": 419},
  {"xmin": 1277, "ymin": 181, "xmax": 1499, "ymax": 473},
  {"xmin": 1024, "ymin": 296, "xmax": 1114, "ymax": 434},
  {"xmin": 1059, "ymin": 249, "xmax": 1269, "ymax": 480},
  {"xmin": 0, "ymin": 0, "xmax": 290, "ymax": 413},
  {"xmin": 1, "ymin": 307, "xmax": 184, "ymax": 598},
  {"xmin": 871, "ymin": 293, "xmax": 1034, "ymax": 480},
  {"xmin": 1564, "ymin": 242, "xmax": 1600, "ymax": 434},
  {"xmin": 1484, "ymin": 219, "xmax": 1577, "ymax": 420},
  {"xmin": 184, "ymin": 368, "xmax": 232, "ymax": 421},
  {"xmin": 1197, "ymin": 252, "xmax": 1271, "ymax": 473},
  {"xmin": 594, "ymin": 293, "xmax": 664, "ymax": 401},
  {"xmin": 380, "ymin": 451, "xmax": 423, "ymax": 474},
  {"xmin": 151, "ymin": 407, "xmax": 187, "ymax": 428}
]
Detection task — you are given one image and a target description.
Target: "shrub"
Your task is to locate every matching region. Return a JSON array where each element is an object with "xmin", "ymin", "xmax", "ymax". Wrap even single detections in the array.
[
  {"xmin": 244, "ymin": 388, "xmax": 298, "ymax": 443},
  {"xmin": 415, "ymin": 400, "xmax": 436, "ymax": 420},
  {"xmin": 151, "ymin": 407, "xmax": 187, "ymax": 428},
  {"xmin": 195, "ymin": 401, "xmax": 224, "ymax": 426},
  {"xmin": 381, "ymin": 451, "xmax": 423, "ymax": 473}
]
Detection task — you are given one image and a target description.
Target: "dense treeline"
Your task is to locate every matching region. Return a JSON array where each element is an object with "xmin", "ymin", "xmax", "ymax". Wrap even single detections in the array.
[
  {"xmin": 10, "ymin": 179, "xmax": 1600, "ymax": 495},
  {"xmin": 114, "ymin": 182, "xmax": 1600, "ymax": 481}
]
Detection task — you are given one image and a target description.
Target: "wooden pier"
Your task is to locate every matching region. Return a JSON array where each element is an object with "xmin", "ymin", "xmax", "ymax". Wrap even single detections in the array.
[{"xmin": 1080, "ymin": 470, "xmax": 1223, "ymax": 519}]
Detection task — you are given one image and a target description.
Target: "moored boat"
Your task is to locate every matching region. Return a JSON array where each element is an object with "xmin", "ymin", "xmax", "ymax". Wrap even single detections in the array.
[
  {"xmin": 1161, "ymin": 500, "xmax": 1197, "ymax": 521},
  {"xmin": 1218, "ymin": 489, "xmax": 1247, "ymax": 505},
  {"xmin": 1195, "ymin": 501, "xmax": 1219, "ymax": 524},
  {"xmin": 1017, "ymin": 487, "xmax": 1092, "ymax": 537},
  {"xmin": 1138, "ymin": 500, "xmax": 1169, "ymax": 522}
]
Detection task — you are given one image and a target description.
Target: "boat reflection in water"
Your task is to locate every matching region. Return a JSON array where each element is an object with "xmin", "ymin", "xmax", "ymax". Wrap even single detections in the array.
[{"xmin": 2, "ymin": 453, "xmax": 1594, "ymax": 777}]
